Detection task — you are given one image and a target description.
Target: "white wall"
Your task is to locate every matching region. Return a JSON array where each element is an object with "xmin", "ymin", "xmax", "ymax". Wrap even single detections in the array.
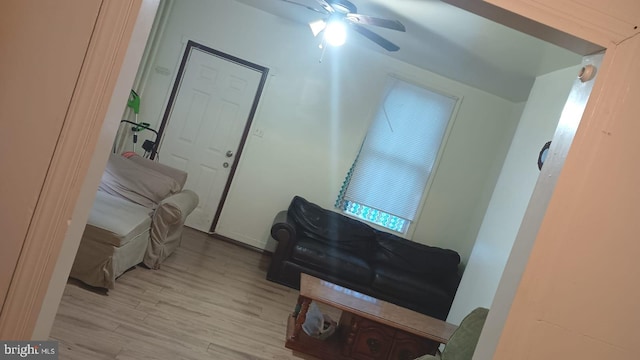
[
  {"xmin": 135, "ymin": 0, "xmax": 520, "ymax": 262},
  {"xmin": 445, "ymin": 64, "xmax": 581, "ymax": 325}
]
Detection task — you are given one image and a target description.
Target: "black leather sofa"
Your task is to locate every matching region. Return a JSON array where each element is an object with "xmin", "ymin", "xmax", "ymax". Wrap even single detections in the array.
[{"xmin": 267, "ymin": 196, "xmax": 462, "ymax": 320}]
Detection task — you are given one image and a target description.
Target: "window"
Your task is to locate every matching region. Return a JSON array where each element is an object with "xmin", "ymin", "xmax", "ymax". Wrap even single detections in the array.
[{"xmin": 336, "ymin": 77, "xmax": 457, "ymax": 234}]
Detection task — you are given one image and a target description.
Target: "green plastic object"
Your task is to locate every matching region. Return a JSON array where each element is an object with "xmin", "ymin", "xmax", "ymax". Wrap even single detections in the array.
[
  {"xmin": 132, "ymin": 122, "xmax": 150, "ymax": 132},
  {"xmin": 127, "ymin": 89, "xmax": 140, "ymax": 114}
]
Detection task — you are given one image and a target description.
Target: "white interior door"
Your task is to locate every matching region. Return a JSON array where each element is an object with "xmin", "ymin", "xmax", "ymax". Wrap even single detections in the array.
[{"xmin": 159, "ymin": 47, "xmax": 263, "ymax": 232}]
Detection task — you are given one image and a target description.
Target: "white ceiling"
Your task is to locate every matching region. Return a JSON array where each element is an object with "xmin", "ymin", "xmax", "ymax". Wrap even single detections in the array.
[{"xmin": 233, "ymin": 0, "xmax": 582, "ymax": 102}]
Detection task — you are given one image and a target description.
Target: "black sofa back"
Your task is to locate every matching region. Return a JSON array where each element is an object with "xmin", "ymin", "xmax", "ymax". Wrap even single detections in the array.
[
  {"xmin": 288, "ymin": 195, "xmax": 377, "ymax": 254},
  {"xmin": 267, "ymin": 196, "xmax": 462, "ymax": 320}
]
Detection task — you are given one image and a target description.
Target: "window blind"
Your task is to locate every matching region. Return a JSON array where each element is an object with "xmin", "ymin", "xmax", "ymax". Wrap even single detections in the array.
[{"xmin": 344, "ymin": 79, "xmax": 456, "ymax": 221}]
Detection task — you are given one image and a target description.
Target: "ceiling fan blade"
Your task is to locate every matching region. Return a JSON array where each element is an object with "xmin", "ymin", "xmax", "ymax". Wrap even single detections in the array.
[
  {"xmin": 350, "ymin": 23, "xmax": 400, "ymax": 52},
  {"xmin": 314, "ymin": 0, "xmax": 335, "ymax": 13},
  {"xmin": 347, "ymin": 14, "xmax": 406, "ymax": 32},
  {"xmin": 279, "ymin": 0, "xmax": 327, "ymax": 14}
]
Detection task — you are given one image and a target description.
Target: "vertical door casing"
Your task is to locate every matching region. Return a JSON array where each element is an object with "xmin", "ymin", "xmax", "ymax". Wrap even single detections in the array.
[
  {"xmin": 0, "ymin": 0, "xmax": 143, "ymax": 339},
  {"xmin": 0, "ymin": 0, "xmax": 103, "ymax": 315},
  {"xmin": 474, "ymin": 53, "xmax": 603, "ymax": 359}
]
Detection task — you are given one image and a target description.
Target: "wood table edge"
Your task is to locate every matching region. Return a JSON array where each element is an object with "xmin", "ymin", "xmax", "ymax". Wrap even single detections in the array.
[{"xmin": 299, "ymin": 273, "xmax": 458, "ymax": 344}]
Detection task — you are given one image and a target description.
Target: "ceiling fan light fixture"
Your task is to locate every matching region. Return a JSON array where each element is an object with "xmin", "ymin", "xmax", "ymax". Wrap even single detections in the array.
[
  {"xmin": 287, "ymin": 0, "xmax": 403, "ymax": 52},
  {"xmin": 323, "ymin": 20, "xmax": 347, "ymax": 47},
  {"xmin": 309, "ymin": 19, "xmax": 326, "ymax": 37}
]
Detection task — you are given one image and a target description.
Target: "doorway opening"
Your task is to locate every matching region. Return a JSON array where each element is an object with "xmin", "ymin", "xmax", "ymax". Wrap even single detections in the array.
[
  {"xmin": 45, "ymin": 1, "xmax": 608, "ymax": 358},
  {"xmin": 119, "ymin": 0, "xmax": 600, "ymax": 358}
]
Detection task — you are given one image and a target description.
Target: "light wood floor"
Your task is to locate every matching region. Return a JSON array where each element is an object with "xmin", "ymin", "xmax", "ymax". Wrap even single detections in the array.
[{"xmin": 50, "ymin": 228, "xmax": 335, "ymax": 360}]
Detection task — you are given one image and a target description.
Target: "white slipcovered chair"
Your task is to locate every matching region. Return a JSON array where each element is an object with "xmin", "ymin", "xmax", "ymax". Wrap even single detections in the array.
[{"xmin": 70, "ymin": 153, "xmax": 198, "ymax": 289}]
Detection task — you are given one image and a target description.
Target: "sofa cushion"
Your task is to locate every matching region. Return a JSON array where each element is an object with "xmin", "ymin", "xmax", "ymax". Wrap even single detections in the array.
[
  {"xmin": 99, "ymin": 154, "xmax": 181, "ymax": 208},
  {"xmin": 373, "ymin": 232, "xmax": 460, "ymax": 276},
  {"xmin": 371, "ymin": 264, "xmax": 451, "ymax": 305},
  {"xmin": 288, "ymin": 196, "xmax": 376, "ymax": 254},
  {"xmin": 292, "ymin": 238, "xmax": 373, "ymax": 284},
  {"xmin": 84, "ymin": 191, "xmax": 152, "ymax": 247},
  {"xmin": 127, "ymin": 153, "xmax": 188, "ymax": 190}
]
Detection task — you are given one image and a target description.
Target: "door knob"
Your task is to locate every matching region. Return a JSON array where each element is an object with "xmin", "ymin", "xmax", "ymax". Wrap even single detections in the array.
[
  {"xmin": 223, "ymin": 162, "xmax": 229, "ymax": 168},
  {"xmin": 226, "ymin": 150, "xmax": 233, "ymax": 157}
]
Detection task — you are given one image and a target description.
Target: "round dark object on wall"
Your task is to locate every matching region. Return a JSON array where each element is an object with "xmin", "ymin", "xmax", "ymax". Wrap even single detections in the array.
[{"xmin": 538, "ymin": 141, "xmax": 551, "ymax": 170}]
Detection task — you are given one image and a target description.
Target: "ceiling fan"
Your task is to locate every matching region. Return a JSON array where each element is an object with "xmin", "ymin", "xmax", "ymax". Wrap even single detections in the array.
[{"xmin": 280, "ymin": 0, "xmax": 406, "ymax": 52}]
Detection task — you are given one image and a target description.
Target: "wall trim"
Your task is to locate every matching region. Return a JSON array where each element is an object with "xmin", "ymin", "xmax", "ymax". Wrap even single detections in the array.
[{"xmin": 484, "ymin": 0, "xmax": 637, "ymax": 46}]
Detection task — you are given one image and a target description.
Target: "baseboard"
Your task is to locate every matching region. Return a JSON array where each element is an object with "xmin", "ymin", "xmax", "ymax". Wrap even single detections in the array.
[{"xmin": 209, "ymin": 233, "xmax": 273, "ymax": 254}]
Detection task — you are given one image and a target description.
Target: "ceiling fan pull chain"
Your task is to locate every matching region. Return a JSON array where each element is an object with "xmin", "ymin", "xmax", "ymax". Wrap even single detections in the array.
[{"xmin": 318, "ymin": 38, "xmax": 328, "ymax": 63}]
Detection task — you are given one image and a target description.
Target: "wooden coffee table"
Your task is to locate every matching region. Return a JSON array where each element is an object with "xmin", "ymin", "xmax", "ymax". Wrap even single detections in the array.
[{"xmin": 285, "ymin": 274, "xmax": 458, "ymax": 360}]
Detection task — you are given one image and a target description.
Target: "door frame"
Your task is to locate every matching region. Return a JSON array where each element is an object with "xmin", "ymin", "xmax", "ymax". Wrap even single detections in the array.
[
  {"xmin": 4, "ymin": 0, "xmax": 637, "ymax": 348},
  {"xmin": 0, "ymin": 0, "xmax": 145, "ymax": 339},
  {"xmin": 153, "ymin": 40, "xmax": 269, "ymax": 233}
]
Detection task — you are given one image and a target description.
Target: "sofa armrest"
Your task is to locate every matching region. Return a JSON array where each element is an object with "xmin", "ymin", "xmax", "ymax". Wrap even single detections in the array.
[
  {"xmin": 144, "ymin": 190, "xmax": 198, "ymax": 269},
  {"xmin": 159, "ymin": 189, "xmax": 199, "ymax": 219},
  {"xmin": 270, "ymin": 210, "xmax": 296, "ymax": 242},
  {"xmin": 267, "ymin": 210, "xmax": 298, "ymax": 281}
]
